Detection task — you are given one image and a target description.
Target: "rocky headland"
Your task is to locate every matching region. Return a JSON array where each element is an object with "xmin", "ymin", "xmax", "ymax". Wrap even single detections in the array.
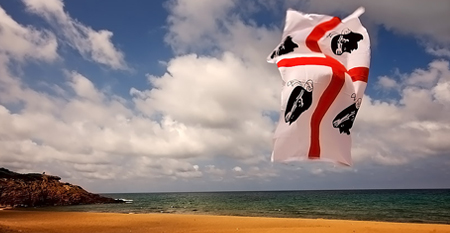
[{"xmin": 0, "ymin": 168, "xmax": 121, "ymax": 208}]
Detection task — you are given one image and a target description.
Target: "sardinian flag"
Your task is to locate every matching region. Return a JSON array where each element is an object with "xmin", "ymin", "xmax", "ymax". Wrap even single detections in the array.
[{"xmin": 268, "ymin": 8, "xmax": 370, "ymax": 166}]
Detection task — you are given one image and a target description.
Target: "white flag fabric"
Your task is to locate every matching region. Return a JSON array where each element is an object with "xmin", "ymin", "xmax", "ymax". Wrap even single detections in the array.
[{"xmin": 268, "ymin": 8, "xmax": 370, "ymax": 166}]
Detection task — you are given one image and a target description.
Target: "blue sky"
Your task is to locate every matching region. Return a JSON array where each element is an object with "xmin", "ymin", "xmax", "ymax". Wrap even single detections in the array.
[{"xmin": 0, "ymin": 0, "xmax": 449, "ymax": 193}]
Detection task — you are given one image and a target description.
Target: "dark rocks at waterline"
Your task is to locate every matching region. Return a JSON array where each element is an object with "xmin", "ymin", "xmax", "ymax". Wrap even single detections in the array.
[{"xmin": 0, "ymin": 168, "xmax": 123, "ymax": 207}]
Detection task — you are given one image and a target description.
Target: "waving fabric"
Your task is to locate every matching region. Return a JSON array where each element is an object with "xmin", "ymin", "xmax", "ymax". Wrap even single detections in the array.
[{"xmin": 268, "ymin": 8, "xmax": 371, "ymax": 166}]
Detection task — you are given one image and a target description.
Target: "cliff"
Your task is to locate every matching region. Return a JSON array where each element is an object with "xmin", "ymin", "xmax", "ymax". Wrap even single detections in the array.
[{"xmin": 0, "ymin": 168, "xmax": 121, "ymax": 207}]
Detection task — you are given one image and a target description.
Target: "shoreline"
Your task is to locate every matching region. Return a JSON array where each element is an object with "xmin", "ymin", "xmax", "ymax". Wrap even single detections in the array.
[
  {"xmin": 3, "ymin": 206, "xmax": 449, "ymax": 225},
  {"xmin": 1, "ymin": 210, "xmax": 450, "ymax": 233}
]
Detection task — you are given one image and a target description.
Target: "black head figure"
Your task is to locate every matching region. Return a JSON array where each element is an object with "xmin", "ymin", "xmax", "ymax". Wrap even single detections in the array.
[
  {"xmin": 331, "ymin": 31, "xmax": 363, "ymax": 55},
  {"xmin": 332, "ymin": 98, "xmax": 362, "ymax": 135},
  {"xmin": 271, "ymin": 36, "xmax": 299, "ymax": 59},
  {"xmin": 284, "ymin": 80, "xmax": 313, "ymax": 125}
]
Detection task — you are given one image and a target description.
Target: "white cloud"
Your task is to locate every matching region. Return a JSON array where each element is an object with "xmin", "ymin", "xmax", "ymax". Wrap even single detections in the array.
[
  {"xmin": 425, "ymin": 45, "xmax": 450, "ymax": 58},
  {"xmin": 165, "ymin": 0, "xmax": 280, "ymax": 63},
  {"xmin": 0, "ymin": 6, "xmax": 58, "ymax": 62},
  {"xmin": 434, "ymin": 81, "xmax": 450, "ymax": 104},
  {"xmin": 229, "ymin": 165, "xmax": 278, "ymax": 180},
  {"xmin": 205, "ymin": 165, "xmax": 226, "ymax": 176},
  {"xmin": 377, "ymin": 76, "xmax": 398, "ymax": 90},
  {"xmin": 69, "ymin": 71, "xmax": 103, "ymax": 101},
  {"xmin": 143, "ymin": 158, "xmax": 203, "ymax": 179},
  {"xmin": 354, "ymin": 60, "xmax": 450, "ymax": 165},
  {"xmin": 0, "ymin": 49, "xmax": 277, "ymax": 183},
  {"xmin": 143, "ymin": 53, "xmax": 277, "ymax": 126},
  {"xmin": 301, "ymin": 0, "xmax": 450, "ymax": 45},
  {"xmin": 405, "ymin": 60, "xmax": 448, "ymax": 88},
  {"xmin": 165, "ymin": 0, "xmax": 236, "ymax": 53},
  {"xmin": 232, "ymin": 166, "xmax": 246, "ymax": 178},
  {"xmin": 311, "ymin": 168, "xmax": 324, "ymax": 176},
  {"xmin": 22, "ymin": 0, "xmax": 128, "ymax": 70},
  {"xmin": 131, "ymin": 0, "xmax": 283, "ymax": 163},
  {"xmin": 246, "ymin": 166, "xmax": 278, "ymax": 179},
  {"xmin": 1, "ymin": 0, "xmax": 450, "ymax": 191},
  {"xmin": 233, "ymin": 166, "xmax": 242, "ymax": 172},
  {"xmin": 131, "ymin": 52, "xmax": 278, "ymax": 162}
]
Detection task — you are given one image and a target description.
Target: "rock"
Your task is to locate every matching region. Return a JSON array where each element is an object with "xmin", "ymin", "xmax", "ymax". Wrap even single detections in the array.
[{"xmin": 0, "ymin": 168, "xmax": 123, "ymax": 207}]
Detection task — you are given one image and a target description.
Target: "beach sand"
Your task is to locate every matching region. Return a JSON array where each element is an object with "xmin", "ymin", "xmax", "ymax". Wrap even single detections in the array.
[{"xmin": 1, "ymin": 210, "xmax": 449, "ymax": 233}]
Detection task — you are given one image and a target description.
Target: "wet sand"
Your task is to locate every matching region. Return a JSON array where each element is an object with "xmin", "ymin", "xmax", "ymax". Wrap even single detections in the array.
[{"xmin": 1, "ymin": 210, "xmax": 449, "ymax": 233}]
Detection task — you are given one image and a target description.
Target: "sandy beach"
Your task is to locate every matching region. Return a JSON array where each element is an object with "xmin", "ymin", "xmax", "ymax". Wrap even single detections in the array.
[{"xmin": 1, "ymin": 210, "xmax": 449, "ymax": 233}]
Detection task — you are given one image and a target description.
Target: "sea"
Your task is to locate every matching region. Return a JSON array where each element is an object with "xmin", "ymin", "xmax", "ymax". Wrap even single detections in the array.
[{"xmin": 37, "ymin": 189, "xmax": 450, "ymax": 224}]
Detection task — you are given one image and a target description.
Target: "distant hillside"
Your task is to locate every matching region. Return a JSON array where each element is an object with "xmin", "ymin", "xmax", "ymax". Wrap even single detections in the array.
[{"xmin": 0, "ymin": 168, "xmax": 122, "ymax": 207}]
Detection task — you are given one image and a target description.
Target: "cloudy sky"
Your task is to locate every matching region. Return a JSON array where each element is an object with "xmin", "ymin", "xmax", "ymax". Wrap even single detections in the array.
[{"xmin": 0, "ymin": 0, "xmax": 449, "ymax": 193}]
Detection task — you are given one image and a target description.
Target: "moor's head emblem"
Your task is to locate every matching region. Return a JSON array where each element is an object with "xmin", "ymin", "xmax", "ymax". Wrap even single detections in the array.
[
  {"xmin": 332, "ymin": 94, "xmax": 362, "ymax": 135},
  {"xmin": 284, "ymin": 80, "xmax": 313, "ymax": 125},
  {"xmin": 271, "ymin": 36, "xmax": 299, "ymax": 59},
  {"xmin": 331, "ymin": 29, "xmax": 363, "ymax": 55}
]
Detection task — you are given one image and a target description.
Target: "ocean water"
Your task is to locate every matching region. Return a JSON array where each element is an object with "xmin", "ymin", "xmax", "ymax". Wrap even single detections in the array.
[{"xmin": 38, "ymin": 189, "xmax": 450, "ymax": 224}]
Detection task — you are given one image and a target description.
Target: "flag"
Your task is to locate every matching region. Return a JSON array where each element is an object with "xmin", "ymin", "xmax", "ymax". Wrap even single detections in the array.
[{"xmin": 268, "ymin": 7, "xmax": 371, "ymax": 166}]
